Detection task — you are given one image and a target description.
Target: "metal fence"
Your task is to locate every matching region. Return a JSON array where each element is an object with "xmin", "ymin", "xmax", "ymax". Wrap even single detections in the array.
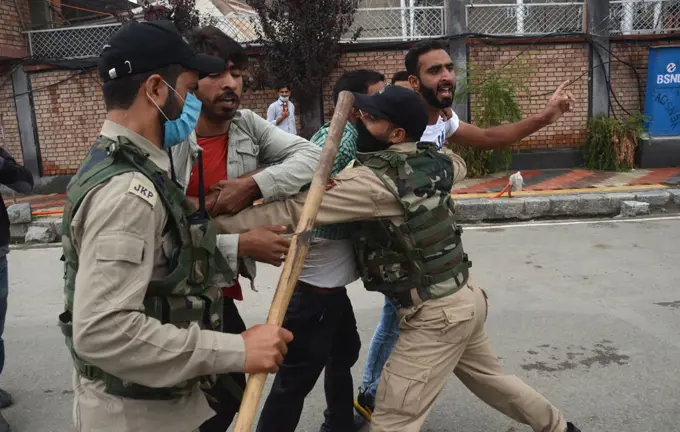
[
  {"xmin": 208, "ymin": 14, "xmax": 260, "ymax": 44},
  {"xmin": 26, "ymin": 23, "xmax": 122, "ymax": 60},
  {"xmin": 466, "ymin": 1, "xmax": 584, "ymax": 36},
  {"xmin": 349, "ymin": 6, "xmax": 447, "ymax": 41},
  {"xmin": 204, "ymin": 6, "xmax": 447, "ymax": 43},
  {"xmin": 23, "ymin": 1, "xmax": 680, "ymax": 60},
  {"xmin": 609, "ymin": 0, "xmax": 680, "ymax": 34}
]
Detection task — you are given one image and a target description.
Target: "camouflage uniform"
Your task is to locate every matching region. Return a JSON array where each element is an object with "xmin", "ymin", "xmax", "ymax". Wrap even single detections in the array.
[
  {"xmin": 59, "ymin": 121, "xmax": 246, "ymax": 432},
  {"xmin": 214, "ymin": 141, "xmax": 570, "ymax": 432}
]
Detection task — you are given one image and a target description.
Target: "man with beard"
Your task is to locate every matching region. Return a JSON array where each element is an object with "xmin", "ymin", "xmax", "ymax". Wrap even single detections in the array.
[
  {"xmin": 255, "ymin": 69, "xmax": 386, "ymax": 432},
  {"xmin": 60, "ymin": 20, "xmax": 293, "ymax": 432},
  {"xmin": 213, "ymin": 85, "xmax": 581, "ymax": 432},
  {"xmin": 170, "ymin": 26, "xmax": 322, "ymax": 432},
  {"xmin": 407, "ymin": 39, "xmax": 575, "ymax": 152},
  {"xmin": 353, "ymin": 39, "xmax": 577, "ymax": 422}
]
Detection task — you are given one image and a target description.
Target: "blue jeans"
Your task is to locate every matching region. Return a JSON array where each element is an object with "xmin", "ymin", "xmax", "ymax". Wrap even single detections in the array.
[
  {"xmin": 0, "ymin": 255, "xmax": 7, "ymax": 376},
  {"xmin": 360, "ymin": 296, "xmax": 400, "ymax": 405}
]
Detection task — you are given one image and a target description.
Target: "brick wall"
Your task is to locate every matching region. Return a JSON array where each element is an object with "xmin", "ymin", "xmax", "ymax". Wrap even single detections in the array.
[
  {"xmin": 30, "ymin": 70, "xmax": 106, "ymax": 175},
  {"xmin": 0, "ymin": 0, "xmax": 30, "ymax": 58},
  {"xmin": 468, "ymin": 42, "xmax": 590, "ymax": 150},
  {"xmin": 16, "ymin": 39, "xmax": 671, "ymax": 176},
  {"xmin": 241, "ymin": 87, "xmax": 278, "ymax": 119},
  {"xmin": 609, "ymin": 39, "xmax": 676, "ymax": 120},
  {"xmin": 0, "ymin": 63, "xmax": 23, "ymax": 164}
]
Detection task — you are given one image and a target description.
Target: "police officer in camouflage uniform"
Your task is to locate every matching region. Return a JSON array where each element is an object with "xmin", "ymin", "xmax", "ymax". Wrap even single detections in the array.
[
  {"xmin": 58, "ymin": 21, "xmax": 292, "ymax": 432},
  {"xmin": 214, "ymin": 86, "xmax": 582, "ymax": 432}
]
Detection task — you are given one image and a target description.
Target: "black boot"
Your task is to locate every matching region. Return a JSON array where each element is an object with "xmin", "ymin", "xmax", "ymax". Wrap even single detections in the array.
[{"xmin": 566, "ymin": 422, "xmax": 581, "ymax": 432}]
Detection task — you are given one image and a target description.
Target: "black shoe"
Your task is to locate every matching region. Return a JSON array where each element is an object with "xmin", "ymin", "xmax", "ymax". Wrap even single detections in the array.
[
  {"xmin": 0, "ymin": 389, "xmax": 11, "ymax": 409},
  {"xmin": 0, "ymin": 411, "xmax": 10, "ymax": 432},
  {"xmin": 353, "ymin": 388, "xmax": 374, "ymax": 423},
  {"xmin": 318, "ymin": 415, "xmax": 367, "ymax": 432},
  {"xmin": 566, "ymin": 422, "xmax": 581, "ymax": 432}
]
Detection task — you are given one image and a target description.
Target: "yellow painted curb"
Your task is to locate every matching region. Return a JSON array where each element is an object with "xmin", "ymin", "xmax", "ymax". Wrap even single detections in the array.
[{"xmin": 452, "ymin": 184, "xmax": 670, "ymax": 199}]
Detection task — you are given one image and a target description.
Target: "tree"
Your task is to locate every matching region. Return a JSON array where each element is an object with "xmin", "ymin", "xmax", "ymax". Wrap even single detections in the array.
[
  {"xmin": 247, "ymin": 0, "xmax": 361, "ymax": 138},
  {"xmin": 142, "ymin": 0, "xmax": 200, "ymax": 34}
]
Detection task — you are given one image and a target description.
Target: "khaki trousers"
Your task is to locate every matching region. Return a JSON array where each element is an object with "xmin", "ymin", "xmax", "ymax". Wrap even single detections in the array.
[{"xmin": 370, "ymin": 279, "xmax": 567, "ymax": 432}]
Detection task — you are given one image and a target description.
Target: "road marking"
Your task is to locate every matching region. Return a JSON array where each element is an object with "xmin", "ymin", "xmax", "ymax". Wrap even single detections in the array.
[{"xmin": 466, "ymin": 215, "xmax": 680, "ymax": 230}]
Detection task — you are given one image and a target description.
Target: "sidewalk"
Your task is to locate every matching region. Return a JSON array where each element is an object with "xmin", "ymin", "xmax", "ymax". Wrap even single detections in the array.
[
  {"xmin": 452, "ymin": 167, "xmax": 680, "ymax": 197},
  {"xmin": 4, "ymin": 168, "xmax": 680, "ymax": 244},
  {"xmin": 450, "ymin": 167, "xmax": 680, "ymax": 222}
]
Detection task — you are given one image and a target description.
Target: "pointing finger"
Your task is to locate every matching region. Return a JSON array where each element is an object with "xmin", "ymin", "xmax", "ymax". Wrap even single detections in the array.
[{"xmin": 555, "ymin": 79, "xmax": 570, "ymax": 93}]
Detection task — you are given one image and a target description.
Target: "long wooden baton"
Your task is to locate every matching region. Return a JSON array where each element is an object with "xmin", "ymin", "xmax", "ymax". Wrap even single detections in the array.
[{"xmin": 232, "ymin": 90, "xmax": 355, "ymax": 431}]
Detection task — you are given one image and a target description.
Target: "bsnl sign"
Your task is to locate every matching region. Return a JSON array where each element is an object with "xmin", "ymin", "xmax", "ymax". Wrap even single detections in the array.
[
  {"xmin": 656, "ymin": 62, "xmax": 680, "ymax": 85},
  {"xmin": 644, "ymin": 47, "xmax": 680, "ymax": 137}
]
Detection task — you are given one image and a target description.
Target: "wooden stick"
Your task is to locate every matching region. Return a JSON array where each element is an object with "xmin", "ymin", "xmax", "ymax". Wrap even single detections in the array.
[{"xmin": 232, "ymin": 91, "xmax": 355, "ymax": 431}]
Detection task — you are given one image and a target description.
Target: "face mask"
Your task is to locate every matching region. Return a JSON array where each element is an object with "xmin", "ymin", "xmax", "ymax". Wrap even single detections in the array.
[
  {"xmin": 148, "ymin": 81, "xmax": 202, "ymax": 149},
  {"xmin": 280, "ymin": 96, "xmax": 289, "ymax": 103},
  {"xmin": 355, "ymin": 120, "xmax": 391, "ymax": 153}
]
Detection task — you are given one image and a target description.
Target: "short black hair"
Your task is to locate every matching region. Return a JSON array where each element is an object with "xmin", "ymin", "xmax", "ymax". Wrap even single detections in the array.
[
  {"xmin": 187, "ymin": 26, "xmax": 248, "ymax": 70},
  {"xmin": 101, "ymin": 63, "xmax": 183, "ymax": 111},
  {"xmin": 332, "ymin": 69, "xmax": 385, "ymax": 105},
  {"xmin": 405, "ymin": 40, "xmax": 448, "ymax": 77},
  {"xmin": 391, "ymin": 70, "xmax": 409, "ymax": 84},
  {"xmin": 277, "ymin": 84, "xmax": 291, "ymax": 91}
]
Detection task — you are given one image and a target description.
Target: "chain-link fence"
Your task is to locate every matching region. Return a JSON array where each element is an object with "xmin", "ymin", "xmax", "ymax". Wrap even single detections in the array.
[
  {"xmin": 208, "ymin": 6, "xmax": 448, "ymax": 43},
  {"xmin": 610, "ymin": 0, "xmax": 680, "ymax": 34},
  {"xmin": 208, "ymin": 14, "xmax": 261, "ymax": 44},
  {"xmin": 26, "ymin": 23, "xmax": 122, "ymax": 60},
  {"xmin": 466, "ymin": 1, "xmax": 584, "ymax": 35}
]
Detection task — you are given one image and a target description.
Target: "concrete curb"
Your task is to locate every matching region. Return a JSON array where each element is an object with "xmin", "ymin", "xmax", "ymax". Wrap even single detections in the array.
[
  {"xmin": 453, "ymin": 188, "xmax": 680, "ymax": 223},
  {"xmin": 7, "ymin": 188, "xmax": 680, "ymax": 247}
]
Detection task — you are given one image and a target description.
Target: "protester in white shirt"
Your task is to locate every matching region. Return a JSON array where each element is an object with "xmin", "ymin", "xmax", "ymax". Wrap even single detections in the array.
[
  {"xmin": 267, "ymin": 85, "xmax": 297, "ymax": 135},
  {"xmin": 355, "ymin": 39, "xmax": 576, "ymax": 422}
]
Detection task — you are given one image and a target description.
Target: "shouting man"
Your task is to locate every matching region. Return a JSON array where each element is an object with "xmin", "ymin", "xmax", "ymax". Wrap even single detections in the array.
[
  {"xmin": 170, "ymin": 26, "xmax": 322, "ymax": 432},
  {"xmin": 215, "ymin": 85, "xmax": 581, "ymax": 432},
  {"xmin": 354, "ymin": 39, "xmax": 576, "ymax": 422}
]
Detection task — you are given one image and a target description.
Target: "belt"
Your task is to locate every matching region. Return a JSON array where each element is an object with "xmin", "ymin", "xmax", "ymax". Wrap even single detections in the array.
[{"xmin": 295, "ymin": 280, "xmax": 346, "ymax": 295}]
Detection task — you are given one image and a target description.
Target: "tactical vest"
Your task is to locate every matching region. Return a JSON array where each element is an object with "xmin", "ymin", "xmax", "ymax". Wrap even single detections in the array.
[
  {"xmin": 58, "ymin": 135, "xmax": 236, "ymax": 400},
  {"xmin": 352, "ymin": 142, "xmax": 471, "ymax": 307}
]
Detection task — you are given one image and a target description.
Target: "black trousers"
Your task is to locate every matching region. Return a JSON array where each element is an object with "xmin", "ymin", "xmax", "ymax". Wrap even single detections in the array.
[
  {"xmin": 256, "ymin": 283, "xmax": 361, "ymax": 432},
  {"xmin": 199, "ymin": 297, "xmax": 247, "ymax": 432}
]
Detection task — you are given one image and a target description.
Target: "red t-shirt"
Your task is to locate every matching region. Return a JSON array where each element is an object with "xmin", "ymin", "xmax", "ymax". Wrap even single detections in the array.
[{"xmin": 187, "ymin": 135, "xmax": 243, "ymax": 301}]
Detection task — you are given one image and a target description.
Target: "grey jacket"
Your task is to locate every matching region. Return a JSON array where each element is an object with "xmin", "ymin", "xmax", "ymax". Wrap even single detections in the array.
[{"xmin": 171, "ymin": 109, "xmax": 321, "ymax": 285}]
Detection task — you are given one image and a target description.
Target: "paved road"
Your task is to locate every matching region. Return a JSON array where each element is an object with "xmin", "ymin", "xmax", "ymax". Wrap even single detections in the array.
[{"xmin": 2, "ymin": 217, "xmax": 680, "ymax": 432}]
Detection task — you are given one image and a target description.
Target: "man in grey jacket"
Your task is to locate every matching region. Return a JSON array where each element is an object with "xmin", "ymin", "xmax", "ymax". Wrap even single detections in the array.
[{"xmin": 170, "ymin": 26, "xmax": 321, "ymax": 432}]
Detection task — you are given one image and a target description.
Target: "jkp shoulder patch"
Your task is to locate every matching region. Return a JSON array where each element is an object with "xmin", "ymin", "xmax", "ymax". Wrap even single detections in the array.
[{"xmin": 127, "ymin": 174, "xmax": 157, "ymax": 208}]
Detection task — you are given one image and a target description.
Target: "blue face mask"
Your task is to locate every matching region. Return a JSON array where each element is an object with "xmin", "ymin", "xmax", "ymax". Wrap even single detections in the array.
[{"xmin": 148, "ymin": 81, "xmax": 202, "ymax": 149}]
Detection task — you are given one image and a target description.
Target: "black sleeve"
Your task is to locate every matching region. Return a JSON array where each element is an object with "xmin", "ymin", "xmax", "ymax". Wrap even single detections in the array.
[{"xmin": 0, "ymin": 147, "xmax": 34, "ymax": 194}]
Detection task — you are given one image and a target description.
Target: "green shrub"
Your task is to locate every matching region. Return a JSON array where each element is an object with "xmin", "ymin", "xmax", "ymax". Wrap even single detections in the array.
[
  {"xmin": 581, "ymin": 114, "xmax": 645, "ymax": 171},
  {"xmin": 450, "ymin": 62, "xmax": 529, "ymax": 177}
]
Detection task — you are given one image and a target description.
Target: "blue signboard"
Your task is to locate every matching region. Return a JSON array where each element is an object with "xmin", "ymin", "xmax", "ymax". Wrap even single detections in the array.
[{"xmin": 643, "ymin": 46, "xmax": 680, "ymax": 137}]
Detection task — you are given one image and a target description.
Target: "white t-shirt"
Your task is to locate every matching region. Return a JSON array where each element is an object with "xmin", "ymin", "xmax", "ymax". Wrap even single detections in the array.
[
  {"xmin": 420, "ymin": 112, "xmax": 460, "ymax": 150},
  {"xmin": 298, "ymin": 238, "xmax": 360, "ymax": 288}
]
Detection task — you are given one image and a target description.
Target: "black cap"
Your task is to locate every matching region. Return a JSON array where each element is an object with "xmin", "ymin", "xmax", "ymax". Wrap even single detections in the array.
[
  {"xmin": 98, "ymin": 20, "xmax": 225, "ymax": 82},
  {"xmin": 352, "ymin": 85, "xmax": 428, "ymax": 140}
]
